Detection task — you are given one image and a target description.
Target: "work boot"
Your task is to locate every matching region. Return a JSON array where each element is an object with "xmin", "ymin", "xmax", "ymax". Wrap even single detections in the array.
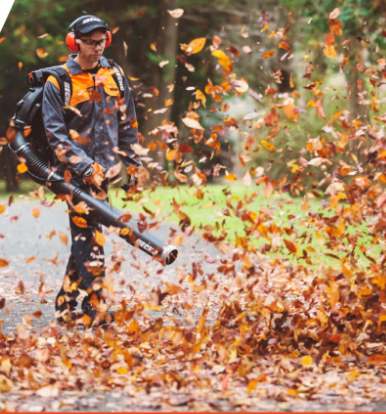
[
  {"xmin": 55, "ymin": 287, "xmax": 79, "ymax": 324},
  {"xmin": 81, "ymin": 293, "xmax": 114, "ymax": 327}
]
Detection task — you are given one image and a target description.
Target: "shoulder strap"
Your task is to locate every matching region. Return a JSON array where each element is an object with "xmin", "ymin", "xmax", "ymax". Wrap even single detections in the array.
[
  {"xmin": 109, "ymin": 60, "xmax": 125, "ymax": 100},
  {"xmin": 48, "ymin": 67, "xmax": 72, "ymax": 107}
]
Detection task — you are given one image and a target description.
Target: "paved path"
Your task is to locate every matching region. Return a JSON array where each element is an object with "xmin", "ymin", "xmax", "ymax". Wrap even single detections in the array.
[{"xmin": 0, "ymin": 198, "xmax": 219, "ymax": 333}]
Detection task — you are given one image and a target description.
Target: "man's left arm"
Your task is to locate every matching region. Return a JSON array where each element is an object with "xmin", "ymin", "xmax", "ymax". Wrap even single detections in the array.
[{"xmin": 117, "ymin": 66, "xmax": 142, "ymax": 169}]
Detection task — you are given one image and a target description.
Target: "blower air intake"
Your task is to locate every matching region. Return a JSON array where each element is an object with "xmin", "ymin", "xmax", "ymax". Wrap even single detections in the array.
[{"xmin": 9, "ymin": 80, "xmax": 178, "ymax": 265}]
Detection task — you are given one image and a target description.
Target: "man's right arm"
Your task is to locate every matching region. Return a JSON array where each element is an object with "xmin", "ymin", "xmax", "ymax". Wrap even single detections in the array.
[{"xmin": 42, "ymin": 76, "xmax": 94, "ymax": 176}]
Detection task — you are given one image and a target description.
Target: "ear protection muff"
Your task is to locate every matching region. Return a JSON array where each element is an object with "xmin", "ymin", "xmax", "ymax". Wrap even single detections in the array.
[{"xmin": 66, "ymin": 15, "xmax": 112, "ymax": 52}]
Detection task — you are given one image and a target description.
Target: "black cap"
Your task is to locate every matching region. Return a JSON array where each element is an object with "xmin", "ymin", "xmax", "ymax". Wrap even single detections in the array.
[{"xmin": 69, "ymin": 15, "xmax": 108, "ymax": 35}]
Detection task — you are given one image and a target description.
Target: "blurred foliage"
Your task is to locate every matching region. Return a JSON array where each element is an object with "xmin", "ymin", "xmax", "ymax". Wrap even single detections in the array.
[{"xmin": 1, "ymin": 0, "xmax": 386, "ymax": 191}]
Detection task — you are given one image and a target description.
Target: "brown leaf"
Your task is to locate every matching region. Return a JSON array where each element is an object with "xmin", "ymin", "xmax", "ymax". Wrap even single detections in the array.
[{"xmin": 329, "ymin": 19, "xmax": 343, "ymax": 36}]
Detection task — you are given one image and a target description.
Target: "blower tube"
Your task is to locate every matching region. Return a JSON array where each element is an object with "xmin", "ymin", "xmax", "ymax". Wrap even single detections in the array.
[{"xmin": 9, "ymin": 120, "xmax": 178, "ymax": 265}]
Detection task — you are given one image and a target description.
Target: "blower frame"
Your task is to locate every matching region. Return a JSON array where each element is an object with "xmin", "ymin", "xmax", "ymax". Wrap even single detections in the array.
[{"xmin": 8, "ymin": 80, "xmax": 178, "ymax": 266}]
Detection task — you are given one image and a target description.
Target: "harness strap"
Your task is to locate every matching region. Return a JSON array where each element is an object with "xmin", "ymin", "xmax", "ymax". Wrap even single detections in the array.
[
  {"xmin": 48, "ymin": 67, "xmax": 72, "ymax": 107},
  {"xmin": 109, "ymin": 60, "xmax": 125, "ymax": 100}
]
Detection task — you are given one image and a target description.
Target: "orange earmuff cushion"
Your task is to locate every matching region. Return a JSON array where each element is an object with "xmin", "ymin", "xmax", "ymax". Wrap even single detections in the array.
[
  {"xmin": 105, "ymin": 30, "xmax": 112, "ymax": 48},
  {"xmin": 65, "ymin": 32, "xmax": 78, "ymax": 52},
  {"xmin": 65, "ymin": 30, "xmax": 112, "ymax": 52}
]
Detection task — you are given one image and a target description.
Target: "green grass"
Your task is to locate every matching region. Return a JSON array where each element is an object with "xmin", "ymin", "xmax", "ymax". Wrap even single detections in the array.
[
  {"xmin": 1, "ymin": 180, "xmax": 379, "ymax": 269},
  {"xmin": 109, "ymin": 184, "xmax": 379, "ymax": 269}
]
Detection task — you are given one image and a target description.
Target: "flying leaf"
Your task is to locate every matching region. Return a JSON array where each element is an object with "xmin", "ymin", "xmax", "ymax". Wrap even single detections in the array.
[
  {"xmin": 186, "ymin": 37, "xmax": 206, "ymax": 55},
  {"xmin": 315, "ymin": 99, "xmax": 326, "ymax": 119},
  {"xmin": 195, "ymin": 89, "xmax": 206, "ymax": 107},
  {"xmin": 329, "ymin": 19, "xmax": 343, "ymax": 36},
  {"xmin": 323, "ymin": 45, "xmax": 336, "ymax": 59},
  {"xmin": 71, "ymin": 216, "xmax": 88, "ymax": 228},
  {"xmin": 329, "ymin": 8, "xmax": 340, "ymax": 19},
  {"xmin": 167, "ymin": 9, "xmax": 184, "ymax": 18},
  {"xmin": 105, "ymin": 162, "xmax": 122, "ymax": 179},
  {"xmin": 59, "ymin": 232, "xmax": 68, "ymax": 245},
  {"xmin": 181, "ymin": 117, "xmax": 205, "ymax": 130},
  {"xmin": 224, "ymin": 172, "xmax": 237, "ymax": 181},
  {"xmin": 0, "ymin": 259, "xmax": 9, "ymax": 267},
  {"xmin": 95, "ymin": 230, "xmax": 105, "ymax": 246},
  {"xmin": 36, "ymin": 48, "xmax": 49, "ymax": 58},
  {"xmin": 261, "ymin": 140, "xmax": 275, "ymax": 151},
  {"xmin": 263, "ymin": 50, "xmax": 275, "ymax": 59},
  {"xmin": 150, "ymin": 42, "xmax": 157, "ymax": 52},
  {"xmin": 278, "ymin": 42, "xmax": 290, "ymax": 50},
  {"xmin": 17, "ymin": 163, "xmax": 28, "ymax": 173}
]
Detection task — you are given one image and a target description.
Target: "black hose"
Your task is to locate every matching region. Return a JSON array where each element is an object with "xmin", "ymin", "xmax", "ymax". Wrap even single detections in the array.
[{"xmin": 9, "ymin": 130, "xmax": 178, "ymax": 265}]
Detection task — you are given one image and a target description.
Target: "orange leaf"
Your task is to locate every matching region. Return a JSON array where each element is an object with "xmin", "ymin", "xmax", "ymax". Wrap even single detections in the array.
[
  {"xmin": 342, "ymin": 264, "xmax": 353, "ymax": 279},
  {"xmin": 71, "ymin": 216, "xmax": 88, "ymax": 228},
  {"xmin": 247, "ymin": 379, "xmax": 259, "ymax": 393},
  {"xmin": 148, "ymin": 141, "xmax": 156, "ymax": 151},
  {"xmin": 278, "ymin": 42, "xmax": 290, "ymax": 50},
  {"xmin": 0, "ymin": 259, "xmax": 9, "ymax": 267},
  {"xmin": 333, "ymin": 110, "xmax": 343, "ymax": 119},
  {"xmin": 186, "ymin": 37, "xmax": 206, "ymax": 55},
  {"xmin": 329, "ymin": 19, "xmax": 343, "ymax": 36},
  {"xmin": 26, "ymin": 256, "xmax": 35, "ymax": 264},
  {"xmin": 36, "ymin": 47, "xmax": 49, "ymax": 58},
  {"xmin": 0, "ymin": 205, "xmax": 5, "ymax": 215},
  {"xmin": 17, "ymin": 163, "xmax": 28, "ymax": 173},
  {"xmin": 0, "ymin": 37, "xmax": 6, "ymax": 44},
  {"xmin": 166, "ymin": 149, "xmax": 177, "ymax": 161},
  {"xmin": 32, "ymin": 207, "xmax": 40, "ymax": 218},
  {"xmin": 157, "ymin": 141, "xmax": 168, "ymax": 151},
  {"xmin": 353, "ymin": 176, "xmax": 371, "ymax": 188},
  {"xmin": 262, "ymin": 50, "xmax": 275, "ymax": 59},
  {"xmin": 323, "ymin": 45, "xmax": 336, "ymax": 59},
  {"xmin": 366, "ymin": 355, "xmax": 386, "ymax": 365},
  {"xmin": 325, "ymin": 33, "xmax": 335, "ymax": 46},
  {"xmin": 95, "ymin": 230, "xmax": 105, "ymax": 246},
  {"xmin": 302, "ymin": 356, "xmax": 313, "ymax": 366},
  {"xmin": 261, "ymin": 140, "xmax": 275, "ymax": 151},
  {"xmin": 224, "ymin": 173, "xmax": 237, "ymax": 181},
  {"xmin": 173, "ymin": 234, "xmax": 184, "ymax": 246}
]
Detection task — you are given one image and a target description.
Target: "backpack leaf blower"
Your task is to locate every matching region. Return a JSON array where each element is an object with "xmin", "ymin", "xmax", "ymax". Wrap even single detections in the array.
[{"xmin": 8, "ymin": 67, "xmax": 178, "ymax": 265}]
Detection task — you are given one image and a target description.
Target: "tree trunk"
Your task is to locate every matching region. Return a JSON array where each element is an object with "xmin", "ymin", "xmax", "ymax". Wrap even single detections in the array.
[
  {"xmin": 144, "ymin": 0, "xmax": 179, "ymax": 181},
  {"xmin": 1, "ymin": 146, "xmax": 19, "ymax": 193}
]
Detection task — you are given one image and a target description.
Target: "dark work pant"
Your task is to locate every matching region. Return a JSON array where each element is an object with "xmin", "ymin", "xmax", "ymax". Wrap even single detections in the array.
[{"xmin": 58, "ymin": 179, "xmax": 108, "ymax": 311}]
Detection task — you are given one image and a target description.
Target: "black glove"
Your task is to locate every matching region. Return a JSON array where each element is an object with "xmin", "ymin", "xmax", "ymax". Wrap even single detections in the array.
[{"xmin": 121, "ymin": 174, "xmax": 138, "ymax": 192}]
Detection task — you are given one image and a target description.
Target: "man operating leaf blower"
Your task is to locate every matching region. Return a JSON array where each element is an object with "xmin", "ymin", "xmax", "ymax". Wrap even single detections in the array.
[{"xmin": 42, "ymin": 15, "xmax": 143, "ymax": 326}]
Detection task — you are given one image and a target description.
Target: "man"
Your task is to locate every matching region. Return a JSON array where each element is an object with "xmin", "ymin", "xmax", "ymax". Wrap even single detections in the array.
[{"xmin": 42, "ymin": 15, "xmax": 141, "ymax": 326}]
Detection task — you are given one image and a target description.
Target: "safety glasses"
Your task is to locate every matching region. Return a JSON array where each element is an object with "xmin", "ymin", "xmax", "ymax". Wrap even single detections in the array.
[{"xmin": 79, "ymin": 38, "xmax": 107, "ymax": 48}]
